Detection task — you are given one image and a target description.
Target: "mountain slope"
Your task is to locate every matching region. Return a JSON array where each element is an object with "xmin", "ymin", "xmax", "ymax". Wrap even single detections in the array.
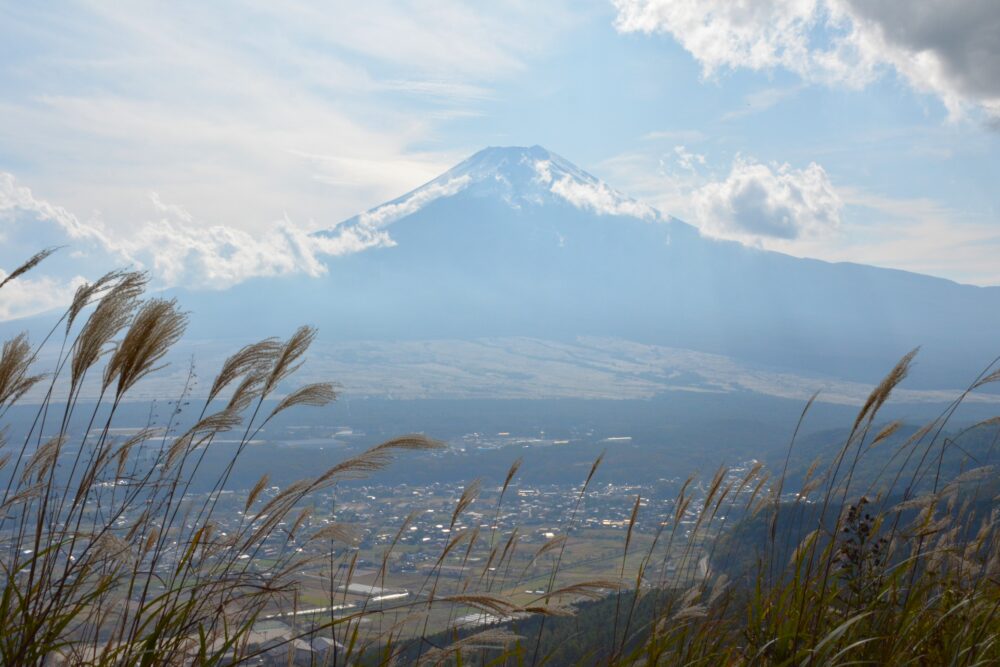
[{"xmin": 174, "ymin": 145, "xmax": 1000, "ymax": 389}]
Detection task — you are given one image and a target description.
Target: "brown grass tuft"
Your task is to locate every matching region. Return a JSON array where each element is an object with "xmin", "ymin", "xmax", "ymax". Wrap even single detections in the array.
[{"xmin": 0, "ymin": 248, "xmax": 58, "ymax": 290}]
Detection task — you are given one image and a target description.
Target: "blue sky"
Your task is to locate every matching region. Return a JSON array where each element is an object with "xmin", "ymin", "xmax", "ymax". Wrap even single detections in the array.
[{"xmin": 1, "ymin": 1, "xmax": 999, "ymax": 319}]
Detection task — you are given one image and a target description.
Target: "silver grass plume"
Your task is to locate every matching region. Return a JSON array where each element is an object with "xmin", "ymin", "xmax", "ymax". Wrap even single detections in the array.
[
  {"xmin": 0, "ymin": 248, "xmax": 58, "ymax": 290},
  {"xmin": 104, "ymin": 298, "xmax": 187, "ymax": 399}
]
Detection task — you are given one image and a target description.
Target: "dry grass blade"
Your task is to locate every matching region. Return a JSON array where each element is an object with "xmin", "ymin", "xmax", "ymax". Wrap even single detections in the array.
[
  {"xmin": 585, "ymin": 451, "xmax": 605, "ymax": 488},
  {"xmin": 245, "ymin": 474, "xmax": 269, "ymax": 511},
  {"xmin": 0, "ymin": 483, "xmax": 43, "ymax": 515},
  {"xmin": 434, "ymin": 529, "xmax": 473, "ymax": 568},
  {"xmin": 748, "ymin": 474, "xmax": 772, "ymax": 516},
  {"xmin": 207, "ymin": 338, "xmax": 281, "ymax": 403},
  {"xmin": 625, "ymin": 494, "xmax": 641, "ymax": 555},
  {"xmin": 166, "ymin": 409, "xmax": 241, "ymax": 468},
  {"xmin": 268, "ymin": 382, "xmax": 337, "ymax": 419},
  {"xmin": 66, "ymin": 270, "xmax": 130, "ymax": 332},
  {"xmin": 309, "ymin": 522, "xmax": 362, "ymax": 546},
  {"xmin": 448, "ymin": 628, "xmax": 522, "ymax": 647},
  {"xmin": 972, "ymin": 367, "xmax": 1000, "ymax": 390},
  {"xmin": 114, "ymin": 427, "xmax": 162, "ymax": 477},
  {"xmin": 164, "ymin": 433, "xmax": 196, "ymax": 470},
  {"xmin": 735, "ymin": 461, "xmax": 765, "ymax": 497},
  {"xmin": 315, "ymin": 450, "xmax": 395, "ymax": 485},
  {"xmin": 71, "ymin": 272, "xmax": 147, "ymax": 391},
  {"xmin": 942, "ymin": 466, "xmax": 995, "ymax": 493},
  {"xmin": 104, "ymin": 298, "xmax": 188, "ymax": 398},
  {"xmin": 0, "ymin": 247, "xmax": 58, "ymax": 290},
  {"xmin": 440, "ymin": 594, "xmax": 521, "ymax": 617},
  {"xmin": 523, "ymin": 604, "xmax": 575, "ymax": 616},
  {"xmin": 502, "ymin": 457, "xmax": 522, "ymax": 495},
  {"xmin": 142, "ymin": 527, "xmax": 160, "ymax": 556},
  {"xmin": 536, "ymin": 579, "xmax": 623, "ymax": 601},
  {"xmin": 789, "ymin": 529, "xmax": 820, "ymax": 566},
  {"xmin": 225, "ymin": 370, "xmax": 267, "ymax": 413},
  {"xmin": 418, "ymin": 629, "xmax": 523, "ymax": 666},
  {"xmin": 313, "ymin": 435, "xmax": 443, "ymax": 486},
  {"xmin": 853, "ymin": 348, "xmax": 919, "ymax": 433},
  {"xmin": 262, "ymin": 326, "xmax": 316, "ymax": 398},
  {"xmin": 872, "ymin": 420, "xmax": 904, "ymax": 447},
  {"xmin": 289, "ymin": 507, "xmax": 312, "ymax": 537},
  {"xmin": 704, "ymin": 466, "xmax": 727, "ymax": 511},
  {"xmin": 92, "ymin": 533, "xmax": 137, "ymax": 567},
  {"xmin": 673, "ymin": 604, "xmax": 708, "ymax": 620},
  {"xmin": 451, "ymin": 479, "xmax": 481, "ymax": 528},
  {"xmin": 21, "ymin": 435, "xmax": 66, "ymax": 483},
  {"xmin": 893, "ymin": 493, "xmax": 939, "ymax": 512},
  {"xmin": 674, "ymin": 476, "xmax": 694, "ymax": 523},
  {"xmin": 708, "ymin": 573, "xmax": 729, "ymax": 606},
  {"xmin": 372, "ymin": 434, "xmax": 445, "ymax": 453},
  {"xmin": 497, "ymin": 528, "xmax": 519, "ymax": 568},
  {"xmin": 256, "ymin": 479, "xmax": 313, "ymax": 519},
  {"xmin": 0, "ymin": 333, "xmax": 44, "ymax": 407},
  {"xmin": 535, "ymin": 534, "xmax": 567, "ymax": 560},
  {"xmin": 193, "ymin": 408, "xmax": 243, "ymax": 435}
]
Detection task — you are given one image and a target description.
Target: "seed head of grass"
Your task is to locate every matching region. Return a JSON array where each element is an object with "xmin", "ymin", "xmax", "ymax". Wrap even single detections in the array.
[
  {"xmin": 0, "ymin": 247, "xmax": 58, "ymax": 290},
  {"xmin": 0, "ymin": 333, "xmax": 45, "ymax": 408},
  {"xmin": 103, "ymin": 298, "xmax": 187, "ymax": 399}
]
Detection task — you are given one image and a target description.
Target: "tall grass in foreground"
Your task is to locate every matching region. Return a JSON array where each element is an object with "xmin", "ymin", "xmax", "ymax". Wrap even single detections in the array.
[
  {"xmin": 2, "ymin": 248, "xmax": 1000, "ymax": 665},
  {"xmin": 613, "ymin": 350, "xmax": 1000, "ymax": 667},
  {"xmin": 0, "ymin": 252, "xmax": 614, "ymax": 665}
]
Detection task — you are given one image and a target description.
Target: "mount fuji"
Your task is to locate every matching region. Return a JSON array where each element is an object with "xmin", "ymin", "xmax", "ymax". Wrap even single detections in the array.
[{"xmin": 172, "ymin": 145, "xmax": 1000, "ymax": 393}]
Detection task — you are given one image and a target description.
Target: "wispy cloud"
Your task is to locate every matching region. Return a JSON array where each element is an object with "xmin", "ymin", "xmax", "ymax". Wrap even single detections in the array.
[
  {"xmin": 0, "ymin": 1, "xmax": 574, "ymax": 241},
  {"xmin": 0, "ymin": 271, "xmax": 87, "ymax": 321},
  {"xmin": 673, "ymin": 145, "xmax": 707, "ymax": 172},
  {"xmin": 534, "ymin": 159, "xmax": 658, "ymax": 220},
  {"xmin": 354, "ymin": 176, "xmax": 472, "ymax": 228}
]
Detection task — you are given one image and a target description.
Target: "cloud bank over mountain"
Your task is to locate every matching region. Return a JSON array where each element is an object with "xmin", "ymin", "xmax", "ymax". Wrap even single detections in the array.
[
  {"xmin": 0, "ymin": 172, "xmax": 383, "ymax": 318},
  {"xmin": 6, "ymin": 145, "xmax": 1000, "ymax": 394},
  {"xmin": 0, "ymin": 146, "xmax": 660, "ymax": 319},
  {"xmin": 0, "ymin": 140, "xmax": 994, "ymax": 325}
]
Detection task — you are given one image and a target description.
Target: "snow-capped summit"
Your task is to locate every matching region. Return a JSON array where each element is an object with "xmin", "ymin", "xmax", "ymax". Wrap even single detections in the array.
[
  {"xmin": 175, "ymin": 145, "xmax": 1000, "ymax": 390},
  {"xmin": 451, "ymin": 145, "xmax": 657, "ymax": 219},
  {"xmin": 315, "ymin": 146, "xmax": 657, "ymax": 248}
]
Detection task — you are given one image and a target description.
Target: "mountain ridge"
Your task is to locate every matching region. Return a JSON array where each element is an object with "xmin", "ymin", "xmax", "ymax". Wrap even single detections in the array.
[
  {"xmin": 314, "ymin": 145, "xmax": 663, "ymax": 255},
  {"xmin": 6, "ymin": 145, "xmax": 1000, "ymax": 393}
]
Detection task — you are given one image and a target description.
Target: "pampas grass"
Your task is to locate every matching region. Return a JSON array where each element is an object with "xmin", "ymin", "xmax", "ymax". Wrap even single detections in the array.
[{"xmin": 2, "ymin": 250, "xmax": 1000, "ymax": 665}]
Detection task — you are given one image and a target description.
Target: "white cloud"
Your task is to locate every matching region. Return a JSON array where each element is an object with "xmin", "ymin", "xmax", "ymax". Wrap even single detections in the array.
[
  {"xmin": 613, "ymin": 0, "xmax": 866, "ymax": 84},
  {"xmin": 600, "ymin": 147, "xmax": 1000, "ymax": 285},
  {"xmin": 692, "ymin": 157, "xmax": 842, "ymax": 240},
  {"xmin": 0, "ymin": 272, "xmax": 87, "ymax": 321},
  {"xmin": 0, "ymin": 172, "xmax": 402, "ymax": 310},
  {"xmin": 534, "ymin": 160, "xmax": 658, "ymax": 220},
  {"xmin": 596, "ymin": 150, "xmax": 697, "ymax": 217},
  {"xmin": 613, "ymin": 0, "xmax": 1000, "ymax": 121},
  {"xmin": 673, "ymin": 145, "xmax": 706, "ymax": 172},
  {"xmin": 0, "ymin": 2, "xmax": 576, "ymax": 240},
  {"xmin": 355, "ymin": 176, "xmax": 471, "ymax": 229}
]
